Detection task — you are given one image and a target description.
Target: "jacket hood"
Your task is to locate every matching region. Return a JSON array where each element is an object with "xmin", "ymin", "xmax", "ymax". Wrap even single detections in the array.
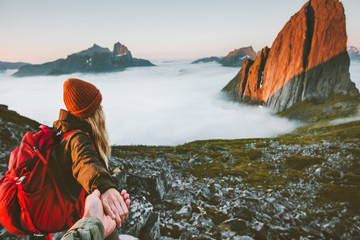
[{"xmin": 53, "ymin": 109, "xmax": 92, "ymax": 134}]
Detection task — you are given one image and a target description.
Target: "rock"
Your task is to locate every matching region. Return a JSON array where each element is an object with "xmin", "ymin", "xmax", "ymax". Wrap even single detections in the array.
[
  {"xmin": 204, "ymin": 205, "xmax": 228, "ymax": 225},
  {"xmin": 221, "ymin": 218, "xmax": 251, "ymax": 236},
  {"xmin": 112, "ymin": 169, "xmax": 127, "ymax": 191},
  {"xmin": 160, "ymin": 224, "xmax": 182, "ymax": 239},
  {"xmin": 233, "ymin": 236, "xmax": 254, "ymax": 240},
  {"xmin": 322, "ymin": 217, "xmax": 344, "ymax": 239},
  {"xmin": 233, "ymin": 206, "xmax": 253, "ymax": 221},
  {"xmin": 220, "ymin": 46, "xmax": 257, "ymax": 67},
  {"xmin": 119, "ymin": 195, "xmax": 153, "ymax": 237},
  {"xmin": 197, "ymin": 186, "xmax": 211, "ymax": 201},
  {"xmin": 126, "ymin": 172, "xmax": 166, "ymax": 204},
  {"xmin": 138, "ymin": 212, "xmax": 161, "ymax": 240},
  {"xmin": 222, "ymin": 0, "xmax": 359, "ymax": 113},
  {"xmin": 174, "ymin": 204, "xmax": 192, "ymax": 221},
  {"xmin": 119, "ymin": 235, "xmax": 140, "ymax": 240},
  {"xmin": 0, "ymin": 227, "xmax": 29, "ymax": 240}
]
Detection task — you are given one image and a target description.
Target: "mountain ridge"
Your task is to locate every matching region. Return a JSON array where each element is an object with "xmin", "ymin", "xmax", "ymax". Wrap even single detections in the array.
[
  {"xmin": 13, "ymin": 42, "xmax": 154, "ymax": 77},
  {"xmin": 192, "ymin": 46, "xmax": 256, "ymax": 67}
]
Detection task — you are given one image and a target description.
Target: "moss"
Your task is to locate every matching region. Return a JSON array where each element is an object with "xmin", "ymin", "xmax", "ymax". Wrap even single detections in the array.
[
  {"xmin": 277, "ymin": 120, "xmax": 360, "ymax": 145},
  {"xmin": 285, "ymin": 155, "xmax": 324, "ymax": 170},
  {"xmin": 229, "ymin": 149, "xmax": 262, "ymax": 161},
  {"xmin": 0, "ymin": 107, "xmax": 40, "ymax": 129},
  {"xmin": 186, "ymin": 162, "xmax": 240, "ymax": 178},
  {"xmin": 346, "ymin": 148, "xmax": 360, "ymax": 159},
  {"xmin": 111, "ymin": 145, "xmax": 173, "ymax": 159},
  {"xmin": 285, "ymin": 169, "xmax": 305, "ymax": 182},
  {"xmin": 241, "ymin": 162, "xmax": 285, "ymax": 189},
  {"xmin": 167, "ymin": 156, "xmax": 181, "ymax": 163},
  {"xmin": 278, "ymin": 94, "xmax": 360, "ymax": 123},
  {"xmin": 318, "ymin": 184, "xmax": 360, "ymax": 204}
]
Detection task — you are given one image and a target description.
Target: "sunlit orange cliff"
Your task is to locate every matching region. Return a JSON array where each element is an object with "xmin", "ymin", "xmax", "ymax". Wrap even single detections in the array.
[{"xmin": 222, "ymin": 0, "xmax": 359, "ymax": 112}]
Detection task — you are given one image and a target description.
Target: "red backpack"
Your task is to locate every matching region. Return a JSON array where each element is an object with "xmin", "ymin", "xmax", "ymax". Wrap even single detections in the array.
[{"xmin": 0, "ymin": 125, "xmax": 87, "ymax": 239}]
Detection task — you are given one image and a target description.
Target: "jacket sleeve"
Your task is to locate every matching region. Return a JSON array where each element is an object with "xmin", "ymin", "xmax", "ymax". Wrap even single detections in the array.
[
  {"xmin": 61, "ymin": 217, "xmax": 104, "ymax": 240},
  {"xmin": 69, "ymin": 133, "xmax": 116, "ymax": 194}
]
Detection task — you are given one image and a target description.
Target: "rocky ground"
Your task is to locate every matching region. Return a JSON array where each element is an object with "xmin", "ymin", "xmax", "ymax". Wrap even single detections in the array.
[{"xmin": 0, "ymin": 95, "xmax": 359, "ymax": 239}]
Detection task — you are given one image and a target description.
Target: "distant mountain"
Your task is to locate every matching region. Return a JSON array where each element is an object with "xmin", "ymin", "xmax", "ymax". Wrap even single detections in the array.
[
  {"xmin": 13, "ymin": 42, "xmax": 154, "ymax": 77},
  {"xmin": 0, "ymin": 61, "xmax": 30, "ymax": 71},
  {"xmin": 222, "ymin": 0, "xmax": 358, "ymax": 113},
  {"xmin": 347, "ymin": 46, "xmax": 360, "ymax": 61},
  {"xmin": 192, "ymin": 56, "xmax": 222, "ymax": 64},
  {"xmin": 192, "ymin": 46, "xmax": 256, "ymax": 67},
  {"xmin": 219, "ymin": 46, "xmax": 257, "ymax": 67}
]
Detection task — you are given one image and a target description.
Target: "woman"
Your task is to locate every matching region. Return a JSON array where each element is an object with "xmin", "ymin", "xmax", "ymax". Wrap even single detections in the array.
[{"xmin": 52, "ymin": 78, "xmax": 129, "ymax": 239}]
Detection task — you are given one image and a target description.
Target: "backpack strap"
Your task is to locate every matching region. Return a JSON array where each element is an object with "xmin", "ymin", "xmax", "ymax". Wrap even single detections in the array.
[{"xmin": 59, "ymin": 130, "xmax": 82, "ymax": 142}]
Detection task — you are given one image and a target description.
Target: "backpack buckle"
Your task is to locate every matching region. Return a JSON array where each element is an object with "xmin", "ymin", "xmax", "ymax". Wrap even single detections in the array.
[
  {"xmin": 33, "ymin": 233, "xmax": 45, "ymax": 237},
  {"xmin": 15, "ymin": 176, "xmax": 26, "ymax": 185}
]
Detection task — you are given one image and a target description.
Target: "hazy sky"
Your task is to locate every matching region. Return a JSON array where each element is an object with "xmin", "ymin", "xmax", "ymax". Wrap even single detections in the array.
[{"xmin": 1, "ymin": 0, "xmax": 360, "ymax": 64}]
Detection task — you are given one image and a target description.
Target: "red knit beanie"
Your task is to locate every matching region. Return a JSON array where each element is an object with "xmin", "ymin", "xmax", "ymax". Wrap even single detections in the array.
[{"xmin": 63, "ymin": 78, "xmax": 102, "ymax": 120}]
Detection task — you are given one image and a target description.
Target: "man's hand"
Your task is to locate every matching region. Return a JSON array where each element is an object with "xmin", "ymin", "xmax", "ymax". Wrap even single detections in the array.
[
  {"xmin": 101, "ymin": 188, "xmax": 129, "ymax": 228},
  {"xmin": 83, "ymin": 189, "xmax": 116, "ymax": 238}
]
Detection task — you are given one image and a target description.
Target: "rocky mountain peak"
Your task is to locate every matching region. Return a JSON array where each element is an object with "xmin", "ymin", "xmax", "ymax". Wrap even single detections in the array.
[
  {"xmin": 113, "ymin": 42, "xmax": 129, "ymax": 56},
  {"xmin": 226, "ymin": 46, "xmax": 256, "ymax": 59},
  {"xmin": 222, "ymin": 0, "xmax": 358, "ymax": 113},
  {"xmin": 74, "ymin": 44, "xmax": 111, "ymax": 56},
  {"xmin": 347, "ymin": 46, "xmax": 360, "ymax": 55},
  {"xmin": 348, "ymin": 46, "xmax": 360, "ymax": 61},
  {"xmin": 220, "ymin": 46, "xmax": 257, "ymax": 67}
]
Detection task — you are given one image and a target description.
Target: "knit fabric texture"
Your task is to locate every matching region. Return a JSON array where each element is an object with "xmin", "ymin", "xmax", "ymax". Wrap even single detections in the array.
[{"xmin": 63, "ymin": 78, "xmax": 102, "ymax": 120}]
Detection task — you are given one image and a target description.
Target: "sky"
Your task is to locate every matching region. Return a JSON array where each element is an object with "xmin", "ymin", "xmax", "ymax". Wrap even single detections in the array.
[{"xmin": 1, "ymin": 0, "xmax": 360, "ymax": 64}]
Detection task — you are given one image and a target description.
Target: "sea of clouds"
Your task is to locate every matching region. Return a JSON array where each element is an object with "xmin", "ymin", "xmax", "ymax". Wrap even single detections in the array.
[{"xmin": 1, "ymin": 60, "xmax": 358, "ymax": 146}]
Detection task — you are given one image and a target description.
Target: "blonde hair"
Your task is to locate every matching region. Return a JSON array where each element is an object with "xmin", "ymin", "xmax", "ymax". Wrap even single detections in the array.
[{"xmin": 84, "ymin": 106, "xmax": 111, "ymax": 166}]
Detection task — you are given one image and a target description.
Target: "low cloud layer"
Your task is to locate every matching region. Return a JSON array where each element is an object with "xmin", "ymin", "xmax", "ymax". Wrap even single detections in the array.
[
  {"xmin": 0, "ymin": 60, "xmax": 333, "ymax": 145},
  {"xmin": 350, "ymin": 61, "xmax": 360, "ymax": 89}
]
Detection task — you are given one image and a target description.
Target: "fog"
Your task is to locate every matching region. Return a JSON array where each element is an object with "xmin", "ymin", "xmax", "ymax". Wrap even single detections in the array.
[
  {"xmin": 350, "ymin": 60, "xmax": 360, "ymax": 89},
  {"xmin": 0, "ymin": 60, "xmax": 313, "ymax": 146}
]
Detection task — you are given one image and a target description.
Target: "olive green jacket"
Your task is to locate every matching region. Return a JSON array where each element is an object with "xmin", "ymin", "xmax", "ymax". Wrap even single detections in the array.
[
  {"xmin": 52, "ymin": 109, "xmax": 116, "ymax": 198},
  {"xmin": 61, "ymin": 217, "xmax": 104, "ymax": 240}
]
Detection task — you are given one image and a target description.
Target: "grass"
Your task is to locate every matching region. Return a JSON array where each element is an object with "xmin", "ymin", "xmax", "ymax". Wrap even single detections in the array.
[
  {"xmin": 284, "ymin": 155, "xmax": 324, "ymax": 170},
  {"xmin": 277, "ymin": 94, "xmax": 360, "ymax": 123}
]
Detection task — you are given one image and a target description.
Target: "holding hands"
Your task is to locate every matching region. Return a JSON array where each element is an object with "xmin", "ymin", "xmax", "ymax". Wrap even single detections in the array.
[
  {"xmin": 83, "ymin": 188, "xmax": 130, "ymax": 237},
  {"xmin": 101, "ymin": 188, "xmax": 130, "ymax": 228}
]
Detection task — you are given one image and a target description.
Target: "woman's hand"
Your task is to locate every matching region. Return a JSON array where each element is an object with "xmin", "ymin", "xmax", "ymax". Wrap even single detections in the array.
[
  {"xmin": 101, "ymin": 188, "xmax": 129, "ymax": 228},
  {"xmin": 121, "ymin": 189, "xmax": 131, "ymax": 209},
  {"xmin": 83, "ymin": 190, "xmax": 116, "ymax": 238}
]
